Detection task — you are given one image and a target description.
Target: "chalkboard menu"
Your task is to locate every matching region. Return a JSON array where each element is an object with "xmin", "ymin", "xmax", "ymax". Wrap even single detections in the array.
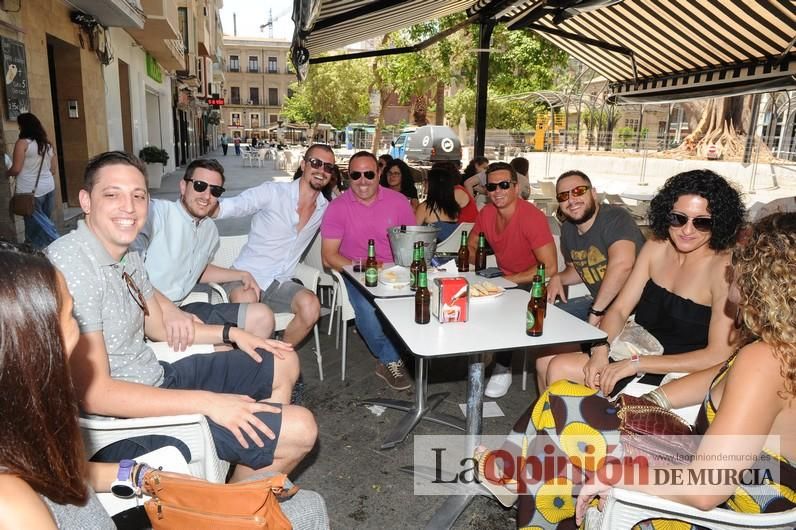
[{"xmin": 2, "ymin": 38, "xmax": 29, "ymax": 120}]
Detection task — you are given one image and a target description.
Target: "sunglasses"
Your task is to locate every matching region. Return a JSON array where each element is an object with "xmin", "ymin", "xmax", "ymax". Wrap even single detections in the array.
[
  {"xmin": 485, "ymin": 180, "xmax": 513, "ymax": 192},
  {"xmin": 304, "ymin": 156, "xmax": 336, "ymax": 173},
  {"xmin": 350, "ymin": 170, "xmax": 377, "ymax": 181},
  {"xmin": 186, "ymin": 178, "xmax": 225, "ymax": 198},
  {"xmin": 122, "ymin": 271, "xmax": 150, "ymax": 317},
  {"xmin": 556, "ymin": 185, "xmax": 591, "ymax": 202},
  {"xmin": 668, "ymin": 212, "xmax": 713, "ymax": 232}
]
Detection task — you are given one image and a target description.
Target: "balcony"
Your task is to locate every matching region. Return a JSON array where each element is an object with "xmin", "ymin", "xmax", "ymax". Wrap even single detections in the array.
[
  {"xmin": 229, "ymin": 66, "xmax": 240, "ymax": 72},
  {"xmin": 197, "ymin": 20, "xmax": 212, "ymax": 58},
  {"xmin": 69, "ymin": 0, "xmax": 145, "ymax": 28},
  {"xmin": 230, "ymin": 97, "xmax": 241, "ymax": 105},
  {"xmin": 248, "ymin": 67, "xmax": 260, "ymax": 73},
  {"xmin": 126, "ymin": 0, "xmax": 184, "ymax": 71}
]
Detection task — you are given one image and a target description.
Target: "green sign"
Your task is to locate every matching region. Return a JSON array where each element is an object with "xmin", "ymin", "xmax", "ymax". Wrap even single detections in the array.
[{"xmin": 146, "ymin": 53, "xmax": 162, "ymax": 83}]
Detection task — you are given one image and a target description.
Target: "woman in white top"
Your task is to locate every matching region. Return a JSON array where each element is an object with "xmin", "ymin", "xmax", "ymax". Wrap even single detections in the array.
[{"xmin": 7, "ymin": 113, "xmax": 58, "ymax": 248}]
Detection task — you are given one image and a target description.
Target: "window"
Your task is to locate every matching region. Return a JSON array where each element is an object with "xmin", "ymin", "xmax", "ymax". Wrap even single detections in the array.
[
  {"xmin": 268, "ymin": 88, "xmax": 279, "ymax": 106},
  {"xmin": 269, "ymin": 114, "xmax": 279, "ymax": 124},
  {"xmin": 178, "ymin": 7, "xmax": 189, "ymax": 53},
  {"xmin": 250, "ymin": 113, "xmax": 261, "ymax": 129},
  {"xmin": 231, "ymin": 113, "xmax": 241, "ymax": 127},
  {"xmin": 625, "ymin": 118, "xmax": 640, "ymax": 131},
  {"xmin": 287, "ymin": 88, "xmax": 294, "ymax": 99},
  {"xmin": 229, "ymin": 55, "xmax": 239, "ymax": 72},
  {"xmin": 268, "ymin": 56, "xmax": 278, "ymax": 73},
  {"xmin": 248, "ymin": 56, "xmax": 259, "ymax": 73},
  {"xmin": 230, "ymin": 87, "xmax": 240, "ymax": 105},
  {"xmin": 249, "ymin": 87, "xmax": 259, "ymax": 105}
]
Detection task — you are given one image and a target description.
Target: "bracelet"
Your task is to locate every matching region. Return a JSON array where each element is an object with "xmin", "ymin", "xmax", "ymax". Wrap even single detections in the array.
[
  {"xmin": 134, "ymin": 463, "xmax": 154, "ymax": 490},
  {"xmin": 222, "ymin": 323, "xmax": 234, "ymax": 344},
  {"xmin": 642, "ymin": 387, "xmax": 672, "ymax": 410},
  {"xmin": 629, "ymin": 350, "xmax": 645, "ymax": 376},
  {"xmin": 589, "ymin": 339, "xmax": 610, "ymax": 357},
  {"xmin": 588, "ymin": 305, "xmax": 606, "ymax": 317}
]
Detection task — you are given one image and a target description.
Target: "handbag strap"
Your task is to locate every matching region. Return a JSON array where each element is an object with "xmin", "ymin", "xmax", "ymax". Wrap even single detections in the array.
[{"xmin": 30, "ymin": 149, "xmax": 45, "ymax": 196}]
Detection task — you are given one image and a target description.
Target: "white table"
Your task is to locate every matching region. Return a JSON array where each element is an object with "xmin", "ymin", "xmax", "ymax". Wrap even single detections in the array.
[
  {"xmin": 620, "ymin": 190, "xmax": 655, "ymax": 202},
  {"xmin": 342, "ymin": 264, "xmax": 516, "ymax": 299},
  {"xmin": 374, "ymin": 290, "xmax": 605, "ymax": 527}
]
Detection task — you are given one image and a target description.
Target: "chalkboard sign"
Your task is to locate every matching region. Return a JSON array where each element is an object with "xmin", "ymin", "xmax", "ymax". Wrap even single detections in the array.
[{"xmin": 1, "ymin": 38, "xmax": 29, "ymax": 120}]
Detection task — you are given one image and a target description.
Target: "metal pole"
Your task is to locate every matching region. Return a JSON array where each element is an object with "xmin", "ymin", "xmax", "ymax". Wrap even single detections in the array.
[
  {"xmin": 663, "ymin": 103, "xmax": 672, "ymax": 151},
  {"xmin": 634, "ymin": 104, "xmax": 644, "ymax": 152},
  {"xmin": 474, "ymin": 18, "xmax": 495, "ymax": 158},
  {"xmin": 743, "ymin": 93, "xmax": 762, "ymax": 165}
]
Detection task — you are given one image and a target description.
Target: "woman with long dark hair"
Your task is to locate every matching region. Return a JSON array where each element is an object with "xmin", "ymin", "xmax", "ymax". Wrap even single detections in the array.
[
  {"xmin": 380, "ymin": 159, "xmax": 419, "ymax": 211},
  {"xmin": 415, "ymin": 168, "xmax": 460, "ymax": 241},
  {"xmin": 7, "ymin": 113, "xmax": 59, "ymax": 248}
]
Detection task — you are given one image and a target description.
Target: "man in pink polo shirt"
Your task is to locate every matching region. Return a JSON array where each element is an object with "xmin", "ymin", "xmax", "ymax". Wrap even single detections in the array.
[
  {"xmin": 467, "ymin": 161, "xmax": 558, "ymax": 398},
  {"xmin": 321, "ymin": 151, "xmax": 416, "ymax": 390}
]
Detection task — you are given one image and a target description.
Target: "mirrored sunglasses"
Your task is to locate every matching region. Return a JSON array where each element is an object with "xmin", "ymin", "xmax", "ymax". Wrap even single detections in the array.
[
  {"xmin": 668, "ymin": 212, "xmax": 713, "ymax": 232},
  {"xmin": 350, "ymin": 170, "xmax": 376, "ymax": 181},
  {"xmin": 187, "ymin": 178, "xmax": 225, "ymax": 198},
  {"xmin": 556, "ymin": 185, "xmax": 590, "ymax": 202},
  {"xmin": 305, "ymin": 156, "xmax": 335, "ymax": 173},
  {"xmin": 485, "ymin": 180, "xmax": 513, "ymax": 192}
]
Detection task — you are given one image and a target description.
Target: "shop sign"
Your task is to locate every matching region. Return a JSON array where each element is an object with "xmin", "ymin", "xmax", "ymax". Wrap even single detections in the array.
[
  {"xmin": 146, "ymin": 53, "xmax": 162, "ymax": 83},
  {"xmin": 1, "ymin": 38, "xmax": 30, "ymax": 119}
]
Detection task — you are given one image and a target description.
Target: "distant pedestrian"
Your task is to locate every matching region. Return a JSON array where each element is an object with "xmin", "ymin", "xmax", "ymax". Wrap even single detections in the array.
[
  {"xmin": 233, "ymin": 136, "xmax": 241, "ymax": 156},
  {"xmin": 220, "ymin": 132, "xmax": 228, "ymax": 156}
]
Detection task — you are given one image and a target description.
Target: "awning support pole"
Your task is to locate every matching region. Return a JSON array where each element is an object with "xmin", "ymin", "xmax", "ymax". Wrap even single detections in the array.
[{"xmin": 474, "ymin": 17, "xmax": 495, "ymax": 158}]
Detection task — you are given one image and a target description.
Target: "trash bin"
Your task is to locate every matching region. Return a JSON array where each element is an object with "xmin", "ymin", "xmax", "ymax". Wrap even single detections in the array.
[{"xmin": 387, "ymin": 225, "xmax": 439, "ymax": 267}]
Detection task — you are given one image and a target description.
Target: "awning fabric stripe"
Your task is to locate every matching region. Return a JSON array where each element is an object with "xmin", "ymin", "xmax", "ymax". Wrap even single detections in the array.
[{"xmin": 501, "ymin": 0, "xmax": 796, "ymax": 101}]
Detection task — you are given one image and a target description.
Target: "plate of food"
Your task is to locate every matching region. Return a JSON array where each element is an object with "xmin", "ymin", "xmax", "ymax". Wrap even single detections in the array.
[
  {"xmin": 379, "ymin": 265, "xmax": 410, "ymax": 289},
  {"xmin": 469, "ymin": 281, "xmax": 505, "ymax": 300}
]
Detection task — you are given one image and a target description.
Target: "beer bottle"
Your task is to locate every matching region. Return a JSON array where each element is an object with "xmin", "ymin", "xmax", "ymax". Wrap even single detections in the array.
[
  {"xmin": 457, "ymin": 231, "xmax": 469, "ymax": 272},
  {"xmin": 526, "ymin": 274, "xmax": 545, "ymax": 337},
  {"xmin": 365, "ymin": 239, "xmax": 378, "ymax": 287},
  {"xmin": 415, "ymin": 269, "xmax": 430, "ymax": 324},
  {"xmin": 474, "ymin": 232, "xmax": 487, "ymax": 271},
  {"xmin": 409, "ymin": 242, "xmax": 421, "ymax": 291},
  {"xmin": 537, "ymin": 263, "xmax": 547, "ymax": 316},
  {"xmin": 417, "ymin": 241, "xmax": 427, "ymax": 276}
]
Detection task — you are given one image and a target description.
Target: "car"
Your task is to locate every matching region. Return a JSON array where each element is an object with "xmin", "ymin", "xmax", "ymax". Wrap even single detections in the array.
[{"xmin": 391, "ymin": 125, "xmax": 462, "ymax": 164}]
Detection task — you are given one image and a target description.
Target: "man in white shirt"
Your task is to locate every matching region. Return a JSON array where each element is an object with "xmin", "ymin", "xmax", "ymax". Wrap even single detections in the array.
[
  {"xmin": 134, "ymin": 159, "xmax": 275, "ymax": 349},
  {"xmin": 215, "ymin": 144, "xmax": 333, "ymax": 346}
]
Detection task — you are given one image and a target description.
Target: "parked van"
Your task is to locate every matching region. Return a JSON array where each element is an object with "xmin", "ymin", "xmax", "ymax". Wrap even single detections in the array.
[{"xmin": 391, "ymin": 125, "xmax": 462, "ymax": 164}]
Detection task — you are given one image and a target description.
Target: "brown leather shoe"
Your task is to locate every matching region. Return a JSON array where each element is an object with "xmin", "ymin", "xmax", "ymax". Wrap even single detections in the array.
[{"xmin": 375, "ymin": 360, "xmax": 412, "ymax": 391}]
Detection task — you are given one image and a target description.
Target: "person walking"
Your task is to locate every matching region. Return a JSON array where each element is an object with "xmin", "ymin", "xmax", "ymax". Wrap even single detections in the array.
[
  {"xmin": 6, "ymin": 112, "xmax": 59, "ymax": 249},
  {"xmin": 234, "ymin": 135, "xmax": 241, "ymax": 156},
  {"xmin": 220, "ymin": 132, "xmax": 229, "ymax": 156}
]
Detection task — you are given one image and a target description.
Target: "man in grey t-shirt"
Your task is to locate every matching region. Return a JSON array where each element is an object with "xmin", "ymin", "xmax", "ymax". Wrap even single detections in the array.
[{"xmin": 47, "ymin": 151, "xmax": 317, "ymax": 480}]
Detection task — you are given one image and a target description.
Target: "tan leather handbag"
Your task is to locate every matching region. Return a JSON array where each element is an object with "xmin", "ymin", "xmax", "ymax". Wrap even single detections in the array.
[{"xmin": 142, "ymin": 470, "xmax": 295, "ymax": 530}]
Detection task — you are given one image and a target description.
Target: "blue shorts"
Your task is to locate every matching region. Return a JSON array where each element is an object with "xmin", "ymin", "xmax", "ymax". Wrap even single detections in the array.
[
  {"xmin": 159, "ymin": 350, "xmax": 282, "ymax": 470},
  {"xmin": 181, "ymin": 301, "xmax": 248, "ymax": 328}
]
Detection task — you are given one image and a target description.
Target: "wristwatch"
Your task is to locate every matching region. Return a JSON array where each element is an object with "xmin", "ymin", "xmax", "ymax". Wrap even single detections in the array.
[
  {"xmin": 589, "ymin": 339, "xmax": 611, "ymax": 357},
  {"xmin": 111, "ymin": 459, "xmax": 136, "ymax": 498},
  {"xmin": 222, "ymin": 323, "xmax": 235, "ymax": 344}
]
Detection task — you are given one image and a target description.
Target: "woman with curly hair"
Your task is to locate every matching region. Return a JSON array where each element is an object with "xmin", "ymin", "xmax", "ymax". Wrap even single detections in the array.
[
  {"xmin": 380, "ymin": 159, "xmax": 419, "ymax": 211},
  {"xmin": 538, "ymin": 169, "xmax": 746, "ymax": 394},
  {"xmin": 476, "ymin": 212, "xmax": 796, "ymax": 529}
]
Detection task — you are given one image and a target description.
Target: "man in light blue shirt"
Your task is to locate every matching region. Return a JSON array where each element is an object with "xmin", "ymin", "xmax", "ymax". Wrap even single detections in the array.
[
  {"xmin": 215, "ymin": 144, "xmax": 333, "ymax": 346},
  {"xmin": 134, "ymin": 159, "xmax": 275, "ymax": 347}
]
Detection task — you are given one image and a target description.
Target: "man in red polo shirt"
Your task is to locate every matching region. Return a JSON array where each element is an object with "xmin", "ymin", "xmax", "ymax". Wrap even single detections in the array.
[{"xmin": 467, "ymin": 161, "xmax": 558, "ymax": 397}]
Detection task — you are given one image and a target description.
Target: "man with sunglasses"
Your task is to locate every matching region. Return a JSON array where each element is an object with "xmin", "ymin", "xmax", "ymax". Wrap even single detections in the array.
[
  {"xmin": 466, "ymin": 161, "xmax": 558, "ymax": 398},
  {"xmin": 321, "ymin": 151, "xmax": 416, "ymax": 391},
  {"xmin": 213, "ymin": 144, "xmax": 334, "ymax": 348},
  {"xmin": 133, "ymin": 159, "xmax": 276, "ymax": 351},
  {"xmin": 47, "ymin": 151, "xmax": 317, "ymax": 480}
]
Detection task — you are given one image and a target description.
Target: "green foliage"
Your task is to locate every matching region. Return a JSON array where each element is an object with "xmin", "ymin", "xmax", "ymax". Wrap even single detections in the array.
[
  {"xmin": 282, "ymin": 58, "xmax": 371, "ymax": 128},
  {"xmin": 139, "ymin": 146, "xmax": 169, "ymax": 164}
]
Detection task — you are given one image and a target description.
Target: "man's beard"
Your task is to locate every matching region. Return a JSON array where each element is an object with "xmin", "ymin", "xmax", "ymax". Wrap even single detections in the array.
[{"xmin": 569, "ymin": 201, "xmax": 597, "ymax": 225}]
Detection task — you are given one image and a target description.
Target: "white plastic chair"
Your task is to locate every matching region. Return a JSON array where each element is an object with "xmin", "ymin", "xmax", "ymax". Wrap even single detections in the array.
[
  {"xmin": 211, "ymin": 235, "xmax": 325, "ymax": 380},
  {"xmin": 330, "ymin": 270, "xmax": 356, "ymax": 381},
  {"xmin": 241, "ymin": 146, "xmax": 256, "ymax": 167},
  {"xmin": 585, "ymin": 488, "xmax": 796, "ymax": 530},
  {"xmin": 80, "ymin": 342, "xmax": 229, "ymax": 487},
  {"xmin": 300, "ymin": 231, "xmax": 337, "ymax": 331},
  {"xmin": 435, "ymin": 222, "xmax": 475, "ymax": 253}
]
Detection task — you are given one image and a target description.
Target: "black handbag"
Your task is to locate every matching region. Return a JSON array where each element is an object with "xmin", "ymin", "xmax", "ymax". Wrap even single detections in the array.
[{"xmin": 10, "ymin": 152, "xmax": 44, "ymax": 217}]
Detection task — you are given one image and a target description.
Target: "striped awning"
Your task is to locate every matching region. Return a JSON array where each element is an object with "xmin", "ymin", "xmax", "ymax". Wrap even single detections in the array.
[{"xmin": 499, "ymin": 0, "xmax": 796, "ymax": 102}]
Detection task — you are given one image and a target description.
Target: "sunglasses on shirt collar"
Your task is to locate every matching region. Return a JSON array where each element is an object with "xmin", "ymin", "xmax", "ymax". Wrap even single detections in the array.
[
  {"xmin": 304, "ymin": 156, "xmax": 336, "ymax": 173},
  {"xmin": 186, "ymin": 178, "xmax": 225, "ymax": 198},
  {"xmin": 485, "ymin": 180, "xmax": 514, "ymax": 192},
  {"xmin": 350, "ymin": 170, "xmax": 377, "ymax": 181}
]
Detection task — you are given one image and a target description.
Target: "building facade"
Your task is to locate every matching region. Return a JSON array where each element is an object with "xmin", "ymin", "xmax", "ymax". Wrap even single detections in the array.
[{"xmin": 221, "ymin": 36, "xmax": 292, "ymax": 142}]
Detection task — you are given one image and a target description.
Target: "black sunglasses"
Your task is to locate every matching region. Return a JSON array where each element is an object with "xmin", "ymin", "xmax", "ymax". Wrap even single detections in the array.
[
  {"xmin": 304, "ymin": 156, "xmax": 336, "ymax": 173},
  {"xmin": 556, "ymin": 185, "xmax": 591, "ymax": 202},
  {"xmin": 485, "ymin": 180, "xmax": 513, "ymax": 192},
  {"xmin": 122, "ymin": 271, "xmax": 150, "ymax": 317},
  {"xmin": 186, "ymin": 178, "xmax": 225, "ymax": 198},
  {"xmin": 668, "ymin": 212, "xmax": 713, "ymax": 232},
  {"xmin": 350, "ymin": 170, "xmax": 377, "ymax": 181}
]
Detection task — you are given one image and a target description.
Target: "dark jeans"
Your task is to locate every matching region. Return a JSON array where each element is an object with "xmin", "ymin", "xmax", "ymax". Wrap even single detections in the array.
[
  {"xmin": 221, "ymin": 143, "xmax": 228, "ymax": 155},
  {"xmin": 24, "ymin": 190, "xmax": 57, "ymax": 249}
]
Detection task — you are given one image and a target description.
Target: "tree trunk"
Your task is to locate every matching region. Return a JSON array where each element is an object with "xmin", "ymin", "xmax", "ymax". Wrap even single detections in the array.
[
  {"xmin": 434, "ymin": 82, "xmax": 445, "ymax": 126},
  {"xmin": 673, "ymin": 95, "xmax": 758, "ymax": 159},
  {"xmin": 413, "ymin": 94, "xmax": 429, "ymax": 126}
]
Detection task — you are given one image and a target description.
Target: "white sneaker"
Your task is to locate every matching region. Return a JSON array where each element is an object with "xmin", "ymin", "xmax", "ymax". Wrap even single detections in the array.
[{"xmin": 485, "ymin": 364, "xmax": 512, "ymax": 398}]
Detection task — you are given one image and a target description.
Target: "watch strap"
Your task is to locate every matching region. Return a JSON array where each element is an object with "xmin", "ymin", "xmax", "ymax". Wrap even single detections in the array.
[{"xmin": 222, "ymin": 323, "xmax": 234, "ymax": 344}]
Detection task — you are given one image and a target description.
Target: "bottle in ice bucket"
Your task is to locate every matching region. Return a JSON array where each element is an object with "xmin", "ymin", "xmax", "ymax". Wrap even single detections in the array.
[
  {"xmin": 410, "ymin": 242, "xmax": 421, "ymax": 291},
  {"xmin": 537, "ymin": 263, "xmax": 547, "ymax": 316},
  {"xmin": 415, "ymin": 269, "xmax": 430, "ymax": 324},
  {"xmin": 475, "ymin": 232, "xmax": 487, "ymax": 271},
  {"xmin": 457, "ymin": 231, "xmax": 469, "ymax": 272},
  {"xmin": 365, "ymin": 239, "xmax": 378, "ymax": 287},
  {"xmin": 417, "ymin": 240, "xmax": 427, "ymax": 276},
  {"xmin": 526, "ymin": 274, "xmax": 545, "ymax": 337}
]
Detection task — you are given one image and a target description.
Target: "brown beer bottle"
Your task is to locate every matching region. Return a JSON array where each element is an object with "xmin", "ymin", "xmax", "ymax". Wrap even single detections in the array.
[
  {"xmin": 526, "ymin": 274, "xmax": 545, "ymax": 337},
  {"xmin": 537, "ymin": 263, "xmax": 547, "ymax": 316},
  {"xmin": 474, "ymin": 232, "xmax": 487, "ymax": 271},
  {"xmin": 456, "ymin": 231, "xmax": 469, "ymax": 272},
  {"xmin": 365, "ymin": 239, "xmax": 378, "ymax": 287},
  {"xmin": 415, "ymin": 270, "xmax": 431, "ymax": 324},
  {"xmin": 409, "ymin": 242, "xmax": 421, "ymax": 292},
  {"xmin": 417, "ymin": 241, "xmax": 427, "ymax": 276}
]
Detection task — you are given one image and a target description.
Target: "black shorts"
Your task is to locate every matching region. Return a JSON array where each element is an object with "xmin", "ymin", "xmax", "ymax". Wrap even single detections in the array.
[{"xmin": 181, "ymin": 301, "xmax": 247, "ymax": 328}]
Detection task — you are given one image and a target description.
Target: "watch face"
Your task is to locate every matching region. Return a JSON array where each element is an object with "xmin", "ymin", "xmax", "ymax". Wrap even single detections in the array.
[{"xmin": 111, "ymin": 482, "xmax": 136, "ymax": 498}]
